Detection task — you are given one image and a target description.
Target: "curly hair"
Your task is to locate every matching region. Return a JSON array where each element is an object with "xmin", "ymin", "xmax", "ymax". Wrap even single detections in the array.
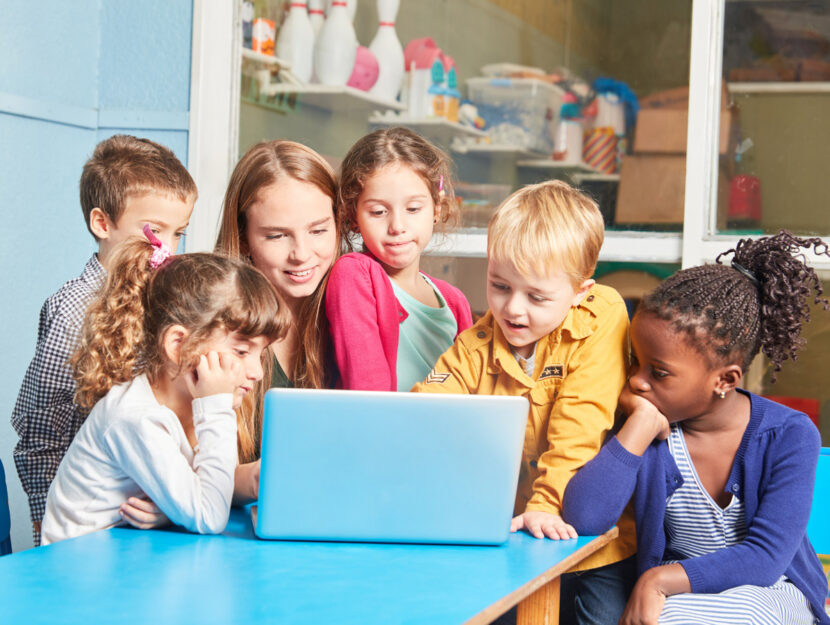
[
  {"xmin": 72, "ymin": 239, "xmax": 286, "ymax": 462},
  {"xmin": 639, "ymin": 230, "xmax": 829, "ymax": 381},
  {"xmin": 338, "ymin": 127, "xmax": 458, "ymax": 235}
]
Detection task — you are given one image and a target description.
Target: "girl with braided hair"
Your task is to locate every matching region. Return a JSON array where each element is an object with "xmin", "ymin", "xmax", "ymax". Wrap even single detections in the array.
[{"xmin": 563, "ymin": 230, "xmax": 830, "ymax": 624}]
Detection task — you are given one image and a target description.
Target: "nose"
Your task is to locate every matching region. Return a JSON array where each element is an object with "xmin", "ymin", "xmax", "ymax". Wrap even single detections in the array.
[
  {"xmin": 248, "ymin": 355, "xmax": 264, "ymax": 382},
  {"xmin": 387, "ymin": 209, "xmax": 405, "ymax": 234},
  {"xmin": 627, "ymin": 364, "xmax": 650, "ymax": 394},
  {"xmin": 503, "ymin": 292, "xmax": 524, "ymax": 317},
  {"xmin": 289, "ymin": 234, "xmax": 311, "ymax": 263}
]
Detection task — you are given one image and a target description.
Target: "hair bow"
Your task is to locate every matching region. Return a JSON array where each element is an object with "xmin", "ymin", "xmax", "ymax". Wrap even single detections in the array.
[{"xmin": 143, "ymin": 224, "xmax": 173, "ymax": 269}]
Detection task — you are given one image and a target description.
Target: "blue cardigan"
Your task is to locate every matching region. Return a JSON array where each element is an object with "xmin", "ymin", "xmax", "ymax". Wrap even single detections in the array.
[{"xmin": 563, "ymin": 391, "xmax": 829, "ymax": 625}]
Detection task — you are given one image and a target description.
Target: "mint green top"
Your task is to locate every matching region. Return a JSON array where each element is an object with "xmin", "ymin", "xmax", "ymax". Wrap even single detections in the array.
[{"xmin": 390, "ymin": 275, "xmax": 458, "ymax": 391}]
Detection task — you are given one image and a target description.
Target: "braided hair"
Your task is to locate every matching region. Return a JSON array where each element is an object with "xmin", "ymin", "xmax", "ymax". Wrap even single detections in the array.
[{"xmin": 639, "ymin": 230, "xmax": 829, "ymax": 381}]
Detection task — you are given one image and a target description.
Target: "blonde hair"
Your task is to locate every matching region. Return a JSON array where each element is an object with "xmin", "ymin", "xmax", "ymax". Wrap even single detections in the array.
[
  {"xmin": 338, "ymin": 127, "xmax": 459, "ymax": 234},
  {"xmin": 72, "ymin": 239, "xmax": 286, "ymax": 463},
  {"xmin": 488, "ymin": 180, "xmax": 605, "ymax": 285},
  {"xmin": 80, "ymin": 135, "xmax": 197, "ymax": 239}
]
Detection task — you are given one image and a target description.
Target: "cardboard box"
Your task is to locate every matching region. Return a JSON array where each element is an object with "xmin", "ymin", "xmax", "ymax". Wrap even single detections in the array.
[
  {"xmin": 638, "ymin": 82, "xmax": 730, "ymax": 110},
  {"xmin": 634, "ymin": 108, "xmax": 738, "ymax": 155},
  {"xmin": 615, "ymin": 154, "xmax": 730, "ymax": 225}
]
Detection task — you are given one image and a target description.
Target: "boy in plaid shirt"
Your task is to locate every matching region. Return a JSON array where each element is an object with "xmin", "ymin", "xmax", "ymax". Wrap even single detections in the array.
[{"xmin": 11, "ymin": 135, "xmax": 196, "ymax": 544}]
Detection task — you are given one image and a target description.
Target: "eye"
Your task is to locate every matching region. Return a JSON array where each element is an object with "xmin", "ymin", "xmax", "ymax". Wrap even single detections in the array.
[
  {"xmin": 652, "ymin": 367, "xmax": 669, "ymax": 379},
  {"xmin": 175, "ymin": 230, "xmax": 187, "ymax": 239},
  {"xmin": 265, "ymin": 233, "xmax": 285, "ymax": 241},
  {"xmin": 234, "ymin": 348, "xmax": 249, "ymax": 357},
  {"xmin": 406, "ymin": 205, "xmax": 423, "ymax": 213},
  {"xmin": 529, "ymin": 293, "xmax": 548, "ymax": 303},
  {"xmin": 489, "ymin": 281, "xmax": 509, "ymax": 291},
  {"xmin": 310, "ymin": 226, "xmax": 329, "ymax": 236},
  {"xmin": 369, "ymin": 208, "xmax": 386, "ymax": 217}
]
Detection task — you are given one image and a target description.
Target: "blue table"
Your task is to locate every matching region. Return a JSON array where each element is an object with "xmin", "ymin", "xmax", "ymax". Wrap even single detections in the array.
[{"xmin": 0, "ymin": 508, "xmax": 616, "ymax": 625}]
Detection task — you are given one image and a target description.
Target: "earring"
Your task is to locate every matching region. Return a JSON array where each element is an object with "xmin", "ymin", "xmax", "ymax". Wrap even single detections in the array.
[{"xmin": 719, "ymin": 391, "xmax": 727, "ymax": 399}]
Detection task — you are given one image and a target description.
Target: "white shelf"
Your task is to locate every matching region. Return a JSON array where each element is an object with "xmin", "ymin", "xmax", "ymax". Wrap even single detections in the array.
[
  {"xmin": 429, "ymin": 230, "xmax": 683, "ymax": 263},
  {"xmin": 452, "ymin": 144, "xmax": 546, "ymax": 159},
  {"xmin": 728, "ymin": 81, "xmax": 830, "ymax": 94},
  {"xmin": 241, "ymin": 48, "xmax": 291, "ymax": 68},
  {"xmin": 369, "ymin": 114, "xmax": 486, "ymax": 144},
  {"xmin": 259, "ymin": 83, "xmax": 405, "ymax": 113},
  {"xmin": 571, "ymin": 172, "xmax": 620, "ymax": 184}
]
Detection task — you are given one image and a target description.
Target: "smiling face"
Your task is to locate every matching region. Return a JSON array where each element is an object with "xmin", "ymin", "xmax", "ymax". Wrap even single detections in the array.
[
  {"xmin": 486, "ymin": 258, "xmax": 592, "ymax": 358},
  {"xmin": 354, "ymin": 163, "xmax": 437, "ymax": 277},
  {"xmin": 628, "ymin": 312, "xmax": 726, "ymax": 423},
  {"xmin": 244, "ymin": 179, "xmax": 337, "ymax": 313},
  {"xmin": 199, "ymin": 330, "xmax": 270, "ymax": 409}
]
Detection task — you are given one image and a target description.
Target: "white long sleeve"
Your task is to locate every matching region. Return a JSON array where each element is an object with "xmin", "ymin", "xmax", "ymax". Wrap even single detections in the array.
[{"xmin": 41, "ymin": 374, "xmax": 237, "ymax": 545}]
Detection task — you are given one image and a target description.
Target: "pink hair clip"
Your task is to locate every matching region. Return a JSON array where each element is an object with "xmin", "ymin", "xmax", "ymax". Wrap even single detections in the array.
[
  {"xmin": 438, "ymin": 175, "xmax": 444, "ymax": 194},
  {"xmin": 143, "ymin": 224, "xmax": 173, "ymax": 269}
]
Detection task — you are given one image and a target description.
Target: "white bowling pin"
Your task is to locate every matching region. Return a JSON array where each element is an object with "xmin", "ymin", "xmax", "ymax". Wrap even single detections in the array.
[
  {"xmin": 368, "ymin": 0, "xmax": 404, "ymax": 102},
  {"xmin": 314, "ymin": 0, "xmax": 358, "ymax": 86},
  {"xmin": 308, "ymin": 0, "xmax": 325, "ymax": 38},
  {"xmin": 326, "ymin": 0, "xmax": 356, "ymax": 21},
  {"xmin": 276, "ymin": 2, "xmax": 315, "ymax": 83}
]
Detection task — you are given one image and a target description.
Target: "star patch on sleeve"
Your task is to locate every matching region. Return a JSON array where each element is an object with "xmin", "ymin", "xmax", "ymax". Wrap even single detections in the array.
[
  {"xmin": 425, "ymin": 369, "xmax": 451, "ymax": 384},
  {"xmin": 539, "ymin": 364, "xmax": 564, "ymax": 380}
]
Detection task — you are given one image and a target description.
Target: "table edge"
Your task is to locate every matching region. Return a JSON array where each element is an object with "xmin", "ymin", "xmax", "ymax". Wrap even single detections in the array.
[{"xmin": 463, "ymin": 526, "xmax": 620, "ymax": 625}]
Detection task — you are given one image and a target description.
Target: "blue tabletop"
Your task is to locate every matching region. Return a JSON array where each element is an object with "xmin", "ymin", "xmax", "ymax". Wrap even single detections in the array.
[{"xmin": 0, "ymin": 508, "xmax": 609, "ymax": 625}]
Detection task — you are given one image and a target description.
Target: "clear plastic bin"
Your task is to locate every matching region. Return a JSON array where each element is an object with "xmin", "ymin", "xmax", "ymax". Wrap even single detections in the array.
[
  {"xmin": 466, "ymin": 77, "xmax": 564, "ymax": 154},
  {"xmin": 456, "ymin": 182, "xmax": 512, "ymax": 229}
]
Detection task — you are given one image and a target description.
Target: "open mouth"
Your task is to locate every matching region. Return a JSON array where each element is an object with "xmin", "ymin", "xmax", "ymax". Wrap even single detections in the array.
[{"xmin": 505, "ymin": 320, "xmax": 527, "ymax": 330}]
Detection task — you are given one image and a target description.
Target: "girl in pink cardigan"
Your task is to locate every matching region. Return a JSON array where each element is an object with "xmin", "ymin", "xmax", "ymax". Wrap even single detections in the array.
[{"xmin": 326, "ymin": 128, "xmax": 472, "ymax": 391}]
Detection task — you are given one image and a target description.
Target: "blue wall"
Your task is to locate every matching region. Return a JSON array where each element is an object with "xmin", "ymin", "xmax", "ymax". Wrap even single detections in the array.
[{"xmin": 0, "ymin": 0, "xmax": 194, "ymax": 551}]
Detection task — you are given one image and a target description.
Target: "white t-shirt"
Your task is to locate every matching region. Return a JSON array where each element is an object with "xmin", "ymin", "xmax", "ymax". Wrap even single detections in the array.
[{"xmin": 41, "ymin": 374, "xmax": 238, "ymax": 545}]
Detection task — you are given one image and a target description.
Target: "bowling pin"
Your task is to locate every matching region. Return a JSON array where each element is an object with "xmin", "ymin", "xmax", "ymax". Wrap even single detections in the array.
[
  {"xmin": 308, "ymin": 0, "xmax": 325, "ymax": 38},
  {"xmin": 368, "ymin": 0, "xmax": 404, "ymax": 102},
  {"xmin": 276, "ymin": 2, "xmax": 314, "ymax": 83},
  {"xmin": 314, "ymin": 0, "xmax": 358, "ymax": 86},
  {"xmin": 326, "ymin": 0, "xmax": 356, "ymax": 21}
]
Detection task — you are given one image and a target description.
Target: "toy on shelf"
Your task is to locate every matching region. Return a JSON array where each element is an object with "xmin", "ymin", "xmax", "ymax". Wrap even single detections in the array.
[
  {"xmin": 347, "ymin": 46, "xmax": 380, "ymax": 91},
  {"xmin": 553, "ymin": 93, "xmax": 584, "ymax": 164},
  {"xmin": 368, "ymin": 0, "xmax": 405, "ymax": 102},
  {"xmin": 276, "ymin": 2, "xmax": 314, "ymax": 83},
  {"xmin": 252, "ymin": 18, "xmax": 276, "ymax": 56},
  {"xmin": 314, "ymin": 1, "xmax": 358, "ymax": 86}
]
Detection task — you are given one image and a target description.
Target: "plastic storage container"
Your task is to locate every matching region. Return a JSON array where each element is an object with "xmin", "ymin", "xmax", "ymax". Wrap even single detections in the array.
[
  {"xmin": 466, "ymin": 77, "xmax": 564, "ymax": 153},
  {"xmin": 456, "ymin": 182, "xmax": 512, "ymax": 229}
]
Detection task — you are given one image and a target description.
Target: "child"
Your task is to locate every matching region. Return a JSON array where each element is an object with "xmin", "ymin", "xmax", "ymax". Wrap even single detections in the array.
[
  {"xmin": 325, "ymin": 127, "xmax": 472, "ymax": 391},
  {"xmin": 411, "ymin": 180, "xmax": 637, "ymax": 624},
  {"xmin": 40, "ymin": 233, "xmax": 285, "ymax": 545},
  {"xmin": 563, "ymin": 231, "xmax": 830, "ymax": 625},
  {"xmin": 11, "ymin": 135, "xmax": 196, "ymax": 544}
]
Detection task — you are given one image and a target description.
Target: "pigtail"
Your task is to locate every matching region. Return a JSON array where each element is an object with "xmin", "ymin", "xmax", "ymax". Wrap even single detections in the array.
[
  {"xmin": 72, "ymin": 240, "xmax": 155, "ymax": 409},
  {"xmin": 717, "ymin": 230, "xmax": 830, "ymax": 380}
]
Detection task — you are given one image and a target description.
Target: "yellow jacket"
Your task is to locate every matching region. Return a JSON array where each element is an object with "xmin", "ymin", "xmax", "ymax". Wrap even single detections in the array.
[{"xmin": 411, "ymin": 283, "xmax": 636, "ymax": 571}]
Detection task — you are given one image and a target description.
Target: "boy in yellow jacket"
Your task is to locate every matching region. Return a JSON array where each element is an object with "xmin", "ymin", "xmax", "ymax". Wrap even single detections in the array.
[{"xmin": 411, "ymin": 180, "xmax": 636, "ymax": 624}]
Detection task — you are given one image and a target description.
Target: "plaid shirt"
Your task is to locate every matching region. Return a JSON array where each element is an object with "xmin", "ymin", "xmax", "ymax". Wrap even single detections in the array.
[{"xmin": 11, "ymin": 255, "xmax": 106, "ymax": 545}]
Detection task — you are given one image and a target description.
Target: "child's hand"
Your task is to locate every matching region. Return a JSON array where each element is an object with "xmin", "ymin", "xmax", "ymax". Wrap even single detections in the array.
[
  {"xmin": 232, "ymin": 459, "xmax": 261, "ymax": 505},
  {"xmin": 184, "ymin": 351, "xmax": 243, "ymax": 400},
  {"xmin": 617, "ymin": 387, "xmax": 671, "ymax": 455},
  {"xmin": 119, "ymin": 497, "xmax": 171, "ymax": 530},
  {"xmin": 510, "ymin": 511, "xmax": 578, "ymax": 540},
  {"xmin": 620, "ymin": 563, "xmax": 688, "ymax": 625}
]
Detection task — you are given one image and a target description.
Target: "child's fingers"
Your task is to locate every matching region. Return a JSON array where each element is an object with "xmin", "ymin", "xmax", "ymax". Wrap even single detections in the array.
[
  {"xmin": 509, "ymin": 514, "xmax": 524, "ymax": 533},
  {"xmin": 119, "ymin": 503, "xmax": 154, "ymax": 529},
  {"xmin": 125, "ymin": 497, "xmax": 161, "ymax": 514}
]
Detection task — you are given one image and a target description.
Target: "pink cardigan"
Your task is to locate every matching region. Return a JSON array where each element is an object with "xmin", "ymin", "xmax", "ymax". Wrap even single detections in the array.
[{"xmin": 325, "ymin": 252, "xmax": 473, "ymax": 391}]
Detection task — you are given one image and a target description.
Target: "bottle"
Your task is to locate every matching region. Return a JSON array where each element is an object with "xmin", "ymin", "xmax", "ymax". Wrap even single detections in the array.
[
  {"xmin": 445, "ymin": 66, "xmax": 461, "ymax": 123},
  {"xmin": 427, "ymin": 59, "xmax": 445, "ymax": 118}
]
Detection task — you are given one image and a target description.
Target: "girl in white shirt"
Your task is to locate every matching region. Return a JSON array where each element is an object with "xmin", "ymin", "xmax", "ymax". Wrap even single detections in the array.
[{"xmin": 41, "ymin": 230, "xmax": 285, "ymax": 544}]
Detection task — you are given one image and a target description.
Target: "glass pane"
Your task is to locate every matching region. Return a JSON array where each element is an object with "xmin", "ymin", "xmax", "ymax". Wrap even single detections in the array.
[
  {"xmin": 238, "ymin": 0, "xmax": 693, "ymax": 236},
  {"xmin": 718, "ymin": 1, "xmax": 830, "ymax": 236}
]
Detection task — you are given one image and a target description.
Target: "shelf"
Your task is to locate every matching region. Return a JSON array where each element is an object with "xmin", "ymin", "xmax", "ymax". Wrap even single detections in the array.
[
  {"xmin": 571, "ymin": 172, "xmax": 620, "ymax": 184},
  {"xmin": 429, "ymin": 230, "xmax": 683, "ymax": 263},
  {"xmin": 452, "ymin": 144, "xmax": 546, "ymax": 159},
  {"xmin": 241, "ymin": 48, "xmax": 291, "ymax": 68},
  {"xmin": 259, "ymin": 83, "xmax": 405, "ymax": 113},
  {"xmin": 727, "ymin": 82, "xmax": 830, "ymax": 94},
  {"xmin": 369, "ymin": 114, "xmax": 486, "ymax": 144}
]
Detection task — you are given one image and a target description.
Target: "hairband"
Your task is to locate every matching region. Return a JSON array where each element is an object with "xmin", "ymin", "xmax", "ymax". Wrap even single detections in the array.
[
  {"xmin": 143, "ymin": 224, "xmax": 173, "ymax": 269},
  {"xmin": 731, "ymin": 260, "xmax": 759, "ymax": 287}
]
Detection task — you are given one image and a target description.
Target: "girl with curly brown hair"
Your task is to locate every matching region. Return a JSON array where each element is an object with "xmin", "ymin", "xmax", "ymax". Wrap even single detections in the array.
[
  {"xmin": 564, "ymin": 231, "xmax": 830, "ymax": 625},
  {"xmin": 40, "ymin": 234, "xmax": 285, "ymax": 545}
]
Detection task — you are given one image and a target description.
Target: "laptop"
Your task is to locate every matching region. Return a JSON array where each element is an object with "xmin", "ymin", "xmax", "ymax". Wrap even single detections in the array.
[{"xmin": 253, "ymin": 388, "xmax": 528, "ymax": 545}]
